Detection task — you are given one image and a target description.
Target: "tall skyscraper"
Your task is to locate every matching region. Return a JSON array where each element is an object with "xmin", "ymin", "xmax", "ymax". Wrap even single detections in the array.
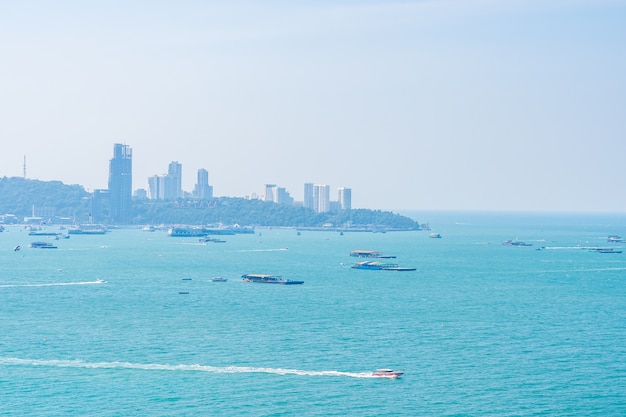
[
  {"xmin": 338, "ymin": 187, "xmax": 352, "ymax": 210},
  {"xmin": 108, "ymin": 143, "xmax": 132, "ymax": 224},
  {"xmin": 193, "ymin": 168, "xmax": 213, "ymax": 199},
  {"xmin": 165, "ymin": 161, "xmax": 182, "ymax": 199}
]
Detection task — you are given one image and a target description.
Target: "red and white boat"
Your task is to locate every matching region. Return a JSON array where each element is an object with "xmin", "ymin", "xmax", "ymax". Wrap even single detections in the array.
[{"xmin": 371, "ymin": 369, "xmax": 404, "ymax": 378}]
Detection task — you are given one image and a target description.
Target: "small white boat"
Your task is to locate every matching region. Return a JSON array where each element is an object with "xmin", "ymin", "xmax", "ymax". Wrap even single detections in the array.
[{"xmin": 371, "ymin": 369, "xmax": 404, "ymax": 378}]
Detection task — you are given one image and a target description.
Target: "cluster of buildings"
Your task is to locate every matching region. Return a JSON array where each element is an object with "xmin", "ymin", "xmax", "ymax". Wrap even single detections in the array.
[
  {"xmin": 104, "ymin": 143, "xmax": 352, "ymax": 223},
  {"xmin": 147, "ymin": 163, "xmax": 213, "ymax": 201},
  {"xmin": 263, "ymin": 183, "xmax": 351, "ymax": 213}
]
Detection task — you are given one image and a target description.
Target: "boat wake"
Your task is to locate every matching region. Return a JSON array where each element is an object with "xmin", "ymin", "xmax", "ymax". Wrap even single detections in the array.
[
  {"xmin": 0, "ymin": 357, "xmax": 374, "ymax": 378},
  {"xmin": 0, "ymin": 280, "xmax": 106, "ymax": 288}
]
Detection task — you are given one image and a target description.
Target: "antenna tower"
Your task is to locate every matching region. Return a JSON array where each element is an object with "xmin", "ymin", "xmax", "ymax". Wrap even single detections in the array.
[{"xmin": 23, "ymin": 155, "xmax": 27, "ymax": 179}]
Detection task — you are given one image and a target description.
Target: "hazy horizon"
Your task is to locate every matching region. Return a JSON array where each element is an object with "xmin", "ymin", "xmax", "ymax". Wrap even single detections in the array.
[{"xmin": 1, "ymin": 1, "xmax": 625, "ymax": 212}]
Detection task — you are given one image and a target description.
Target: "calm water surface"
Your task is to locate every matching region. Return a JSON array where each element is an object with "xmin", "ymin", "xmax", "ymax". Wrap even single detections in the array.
[{"xmin": 1, "ymin": 212, "xmax": 625, "ymax": 416}]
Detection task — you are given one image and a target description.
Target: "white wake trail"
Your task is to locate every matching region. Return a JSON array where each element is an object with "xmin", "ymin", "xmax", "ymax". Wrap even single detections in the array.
[
  {"xmin": 0, "ymin": 357, "xmax": 373, "ymax": 378},
  {"xmin": 0, "ymin": 280, "xmax": 106, "ymax": 288}
]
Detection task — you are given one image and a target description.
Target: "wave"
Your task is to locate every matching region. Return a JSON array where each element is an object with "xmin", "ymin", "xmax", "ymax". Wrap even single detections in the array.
[
  {"xmin": 0, "ymin": 357, "xmax": 373, "ymax": 378},
  {"xmin": 0, "ymin": 280, "xmax": 106, "ymax": 288}
]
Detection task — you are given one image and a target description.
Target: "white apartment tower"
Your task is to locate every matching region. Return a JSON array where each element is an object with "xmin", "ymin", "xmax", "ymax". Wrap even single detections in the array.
[
  {"xmin": 338, "ymin": 187, "xmax": 352, "ymax": 210},
  {"xmin": 314, "ymin": 184, "xmax": 330, "ymax": 213}
]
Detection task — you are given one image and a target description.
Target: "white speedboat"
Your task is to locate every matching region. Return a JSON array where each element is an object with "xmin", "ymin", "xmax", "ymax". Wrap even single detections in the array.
[{"xmin": 371, "ymin": 369, "xmax": 404, "ymax": 378}]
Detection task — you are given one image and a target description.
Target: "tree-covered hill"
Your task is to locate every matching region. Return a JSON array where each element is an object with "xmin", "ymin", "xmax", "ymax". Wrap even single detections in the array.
[
  {"xmin": 0, "ymin": 177, "xmax": 421, "ymax": 229},
  {"xmin": 0, "ymin": 177, "xmax": 91, "ymax": 220},
  {"xmin": 133, "ymin": 198, "xmax": 420, "ymax": 230}
]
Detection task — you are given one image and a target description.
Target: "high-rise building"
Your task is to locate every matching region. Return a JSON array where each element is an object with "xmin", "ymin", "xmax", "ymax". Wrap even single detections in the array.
[
  {"xmin": 276, "ymin": 187, "xmax": 293, "ymax": 205},
  {"xmin": 164, "ymin": 161, "xmax": 182, "ymax": 199},
  {"xmin": 303, "ymin": 182, "xmax": 315, "ymax": 210},
  {"xmin": 108, "ymin": 143, "xmax": 132, "ymax": 224},
  {"xmin": 338, "ymin": 187, "xmax": 352, "ymax": 210},
  {"xmin": 193, "ymin": 168, "xmax": 213, "ymax": 199},
  {"xmin": 314, "ymin": 184, "xmax": 330, "ymax": 213},
  {"xmin": 148, "ymin": 175, "xmax": 165, "ymax": 200},
  {"xmin": 264, "ymin": 184, "xmax": 277, "ymax": 202}
]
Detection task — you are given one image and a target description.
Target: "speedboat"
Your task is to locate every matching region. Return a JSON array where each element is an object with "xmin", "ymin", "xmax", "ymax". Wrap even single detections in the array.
[
  {"xmin": 371, "ymin": 369, "xmax": 404, "ymax": 378},
  {"xmin": 211, "ymin": 277, "xmax": 228, "ymax": 282}
]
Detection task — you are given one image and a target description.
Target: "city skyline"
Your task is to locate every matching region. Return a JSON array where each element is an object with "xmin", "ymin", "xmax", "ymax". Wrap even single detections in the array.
[{"xmin": 1, "ymin": 1, "xmax": 625, "ymax": 212}]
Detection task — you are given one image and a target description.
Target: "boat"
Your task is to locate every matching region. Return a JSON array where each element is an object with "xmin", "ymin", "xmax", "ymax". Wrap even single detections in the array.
[
  {"xmin": 199, "ymin": 237, "xmax": 227, "ymax": 243},
  {"xmin": 211, "ymin": 277, "xmax": 228, "ymax": 282},
  {"xmin": 168, "ymin": 227, "xmax": 208, "ymax": 237},
  {"xmin": 429, "ymin": 233, "xmax": 442, "ymax": 238},
  {"xmin": 30, "ymin": 241, "xmax": 58, "ymax": 249},
  {"xmin": 594, "ymin": 248, "xmax": 622, "ymax": 254},
  {"xmin": 28, "ymin": 230, "xmax": 61, "ymax": 237},
  {"xmin": 607, "ymin": 235, "xmax": 625, "ymax": 243},
  {"xmin": 349, "ymin": 250, "xmax": 396, "ymax": 259},
  {"xmin": 241, "ymin": 274, "xmax": 304, "ymax": 285},
  {"xmin": 68, "ymin": 224, "xmax": 107, "ymax": 235},
  {"xmin": 351, "ymin": 261, "xmax": 416, "ymax": 271},
  {"xmin": 371, "ymin": 369, "xmax": 404, "ymax": 378},
  {"xmin": 502, "ymin": 240, "xmax": 532, "ymax": 247}
]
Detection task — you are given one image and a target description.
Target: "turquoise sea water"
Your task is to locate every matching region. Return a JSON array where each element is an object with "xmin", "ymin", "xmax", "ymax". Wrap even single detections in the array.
[{"xmin": 1, "ymin": 211, "xmax": 625, "ymax": 416}]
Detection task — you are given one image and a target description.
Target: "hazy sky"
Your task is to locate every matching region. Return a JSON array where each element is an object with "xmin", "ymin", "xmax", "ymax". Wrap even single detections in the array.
[{"xmin": 1, "ymin": 0, "xmax": 625, "ymax": 212}]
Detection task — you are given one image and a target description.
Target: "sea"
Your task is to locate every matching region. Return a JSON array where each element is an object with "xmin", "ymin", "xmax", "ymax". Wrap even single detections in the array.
[{"xmin": 1, "ymin": 211, "xmax": 625, "ymax": 416}]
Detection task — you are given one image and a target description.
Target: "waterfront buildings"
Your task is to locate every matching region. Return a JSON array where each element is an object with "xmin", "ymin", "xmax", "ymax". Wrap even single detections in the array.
[{"xmin": 108, "ymin": 143, "xmax": 132, "ymax": 223}]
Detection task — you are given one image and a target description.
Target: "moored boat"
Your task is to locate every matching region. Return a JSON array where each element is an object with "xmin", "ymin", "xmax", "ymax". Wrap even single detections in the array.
[
  {"xmin": 30, "ymin": 241, "xmax": 58, "ymax": 249},
  {"xmin": 502, "ymin": 240, "xmax": 532, "ymax": 247},
  {"xmin": 241, "ymin": 274, "xmax": 303, "ymax": 285}
]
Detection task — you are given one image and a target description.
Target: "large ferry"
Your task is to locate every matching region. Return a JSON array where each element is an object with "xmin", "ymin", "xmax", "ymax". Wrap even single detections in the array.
[
  {"xmin": 351, "ymin": 261, "xmax": 416, "ymax": 271},
  {"xmin": 241, "ymin": 274, "xmax": 304, "ymax": 285}
]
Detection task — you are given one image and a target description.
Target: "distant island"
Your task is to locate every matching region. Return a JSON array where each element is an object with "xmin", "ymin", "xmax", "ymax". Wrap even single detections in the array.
[{"xmin": 0, "ymin": 177, "xmax": 422, "ymax": 231}]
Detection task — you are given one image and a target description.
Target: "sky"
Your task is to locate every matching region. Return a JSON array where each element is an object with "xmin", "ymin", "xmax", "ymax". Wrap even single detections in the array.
[{"xmin": 1, "ymin": 0, "xmax": 625, "ymax": 212}]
